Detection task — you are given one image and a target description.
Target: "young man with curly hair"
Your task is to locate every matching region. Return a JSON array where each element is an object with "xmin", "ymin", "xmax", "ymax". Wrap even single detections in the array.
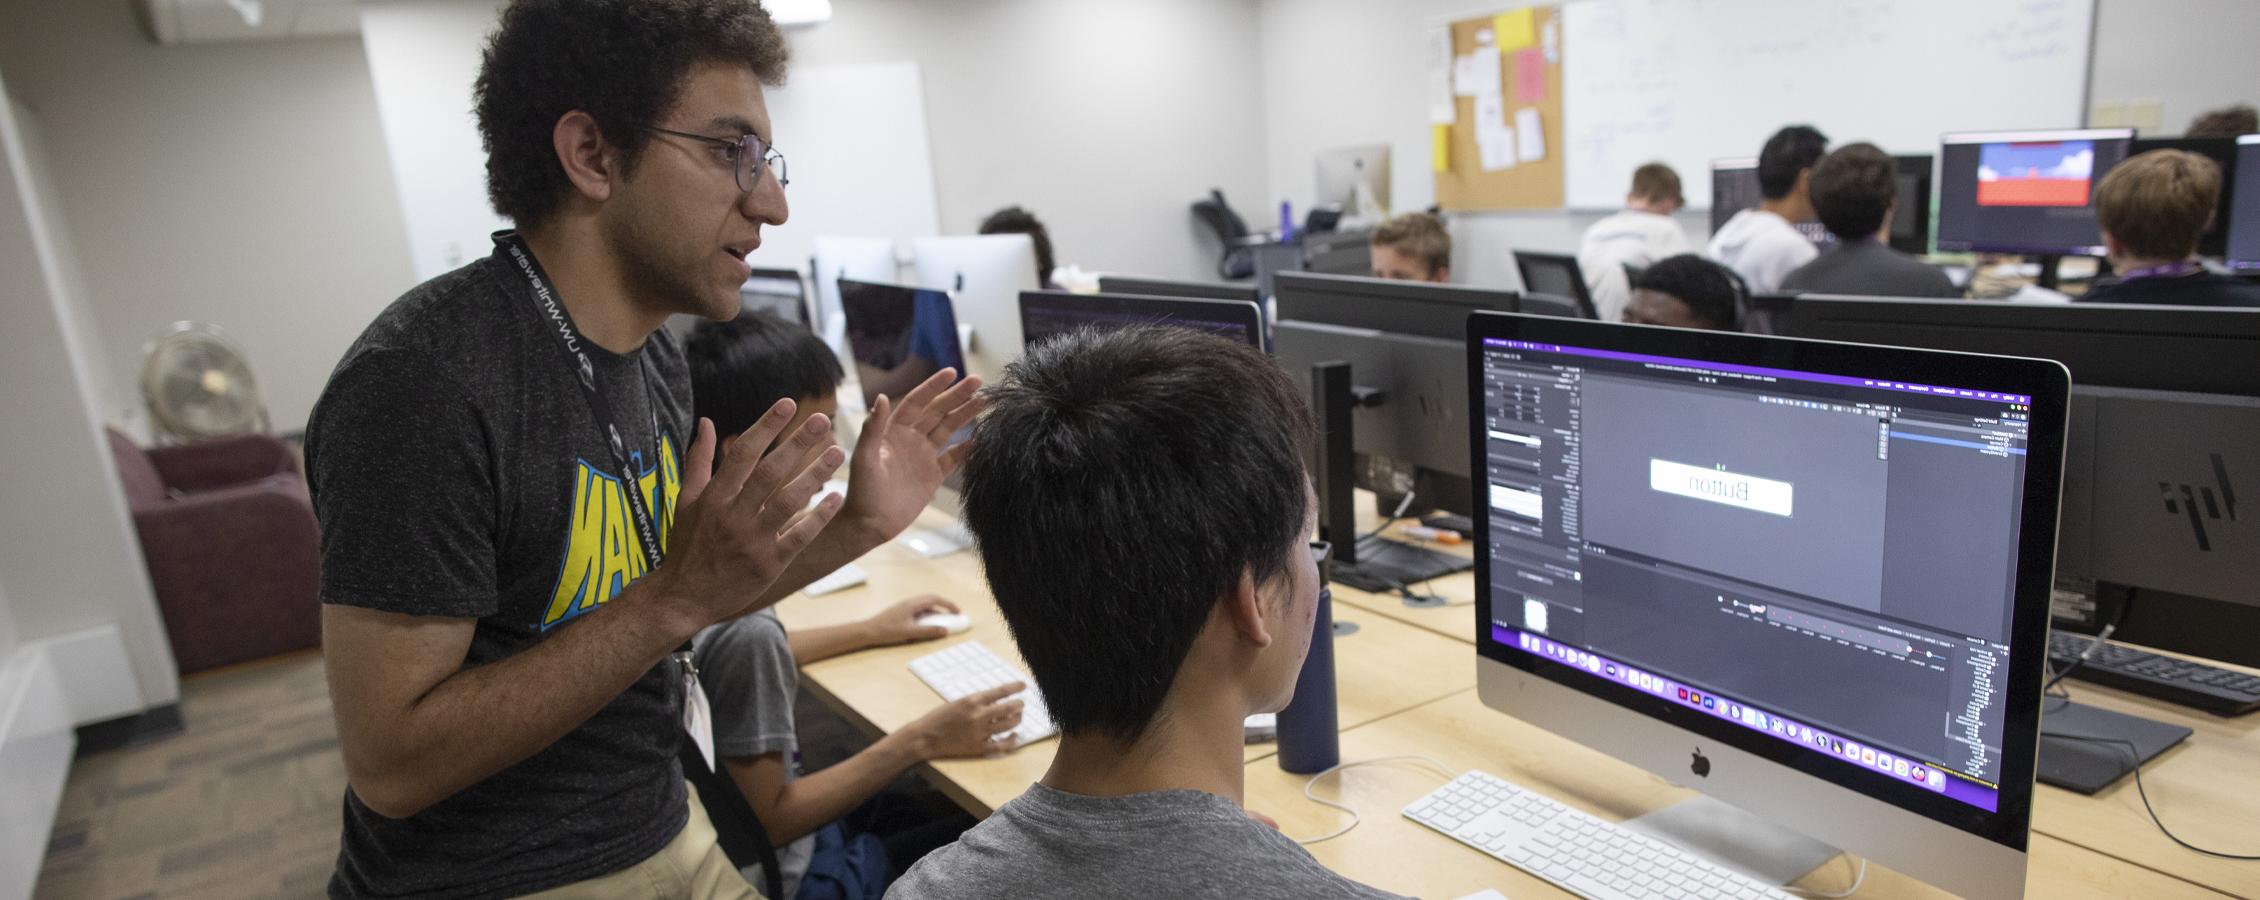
[{"xmin": 306, "ymin": 2, "xmax": 982, "ymax": 896}]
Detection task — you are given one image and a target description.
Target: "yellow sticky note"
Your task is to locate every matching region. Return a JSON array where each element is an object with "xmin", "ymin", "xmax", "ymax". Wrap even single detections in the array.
[
  {"xmin": 1432, "ymin": 124, "xmax": 1452, "ymax": 173},
  {"xmin": 1493, "ymin": 7, "xmax": 1537, "ymax": 52}
]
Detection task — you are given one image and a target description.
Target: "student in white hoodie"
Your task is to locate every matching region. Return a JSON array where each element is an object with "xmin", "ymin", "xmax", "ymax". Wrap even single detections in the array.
[
  {"xmin": 1578, "ymin": 162, "xmax": 1692, "ymax": 321},
  {"xmin": 1706, "ymin": 125, "xmax": 1828, "ymax": 294}
]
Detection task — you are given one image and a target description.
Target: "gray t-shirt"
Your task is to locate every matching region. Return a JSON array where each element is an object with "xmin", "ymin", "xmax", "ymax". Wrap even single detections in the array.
[
  {"xmin": 693, "ymin": 609, "xmax": 817, "ymax": 898},
  {"xmin": 1779, "ymin": 237, "xmax": 1960, "ymax": 299},
  {"xmin": 306, "ymin": 241, "xmax": 691, "ymax": 898},
  {"xmin": 886, "ymin": 784, "xmax": 1408, "ymax": 899}
]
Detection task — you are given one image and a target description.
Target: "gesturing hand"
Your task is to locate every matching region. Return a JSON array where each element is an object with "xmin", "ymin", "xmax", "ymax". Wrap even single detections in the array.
[
  {"xmin": 650, "ymin": 401, "xmax": 847, "ymax": 630},
  {"xmin": 842, "ymin": 368, "xmax": 985, "ymax": 541},
  {"xmin": 861, "ymin": 595, "xmax": 961, "ymax": 647}
]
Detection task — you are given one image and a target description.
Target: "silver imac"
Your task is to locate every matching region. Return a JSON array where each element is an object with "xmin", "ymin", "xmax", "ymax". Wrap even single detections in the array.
[
  {"xmin": 1315, "ymin": 143, "xmax": 1391, "ymax": 220},
  {"xmin": 1464, "ymin": 311, "xmax": 2070, "ymax": 900},
  {"xmin": 909, "ymin": 234, "xmax": 1040, "ymax": 385}
]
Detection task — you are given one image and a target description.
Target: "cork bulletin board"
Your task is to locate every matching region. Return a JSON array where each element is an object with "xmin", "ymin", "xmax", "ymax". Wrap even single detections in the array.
[{"xmin": 1433, "ymin": 5, "xmax": 1565, "ymax": 211}]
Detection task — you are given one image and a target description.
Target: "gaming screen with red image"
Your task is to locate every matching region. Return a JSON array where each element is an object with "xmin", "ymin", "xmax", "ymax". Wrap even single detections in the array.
[{"xmin": 1935, "ymin": 129, "xmax": 2132, "ymax": 257}]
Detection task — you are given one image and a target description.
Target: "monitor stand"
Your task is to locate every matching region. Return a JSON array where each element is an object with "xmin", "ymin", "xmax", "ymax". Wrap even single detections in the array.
[
  {"xmin": 2036, "ymin": 700, "xmax": 2192, "ymax": 795},
  {"xmin": 1623, "ymin": 796, "xmax": 1841, "ymax": 887},
  {"xmin": 1307, "ymin": 360, "xmax": 1476, "ymax": 605}
]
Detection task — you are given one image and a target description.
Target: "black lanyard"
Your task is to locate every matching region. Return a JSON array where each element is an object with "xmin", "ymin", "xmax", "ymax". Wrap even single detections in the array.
[{"xmin": 494, "ymin": 232, "xmax": 687, "ymax": 658}]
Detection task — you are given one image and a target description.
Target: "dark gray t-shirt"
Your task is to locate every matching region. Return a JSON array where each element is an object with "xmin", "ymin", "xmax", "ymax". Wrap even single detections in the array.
[
  {"xmin": 1779, "ymin": 238, "xmax": 1961, "ymax": 299},
  {"xmin": 886, "ymin": 784, "xmax": 1409, "ymax": 900},
  {"xmin": 693, "ymin": 609, "xmax": 817, "ymax": 898},
  {"xmin": 306, "ymin": 244, "xmax": 692, "ymax": 898}
]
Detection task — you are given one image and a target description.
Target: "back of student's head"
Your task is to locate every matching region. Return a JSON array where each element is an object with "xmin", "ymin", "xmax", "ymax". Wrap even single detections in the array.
[
  {"xmin": 2094, "ymin": 149, "xmax": 2222, "ymax": 262},
  {"xmin": 961, "ymin": 326, "xmax": 1316, "ymax": 743},
  {"xmin": 978, "ymin": 205, "xmax": 1055, "ymax": 287},
  {"xmin": 1629, "ymin": 162, "xmax": 1684, "ymax": 209},
  {"xmin": 1370, "ymin": 211, "xmax": 1453, "ymax": 279},
  {"xmin": 1757, "ymin": 125, "xmax": 1829, "ymax": 199},
  {"xmin": 2186, "ymin": 104, "xmax": 2258, "ymax": 138},
  {"xmin": 1808, "ymin": 142, "xmax": 1897, "ymax": 241},
  {"xmin": 686, "ymin": 311, "xmax": 844, "ymax": 437},
  {"xmin": 1632, "ymin": 254, "xmax": 1743, "ymax": 330}
]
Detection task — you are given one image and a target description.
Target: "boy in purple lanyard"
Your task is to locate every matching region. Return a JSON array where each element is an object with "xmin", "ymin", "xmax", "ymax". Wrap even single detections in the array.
[{"xmin": 2080, "ymin": 150, "xmax": 2260, "ymax": 308}]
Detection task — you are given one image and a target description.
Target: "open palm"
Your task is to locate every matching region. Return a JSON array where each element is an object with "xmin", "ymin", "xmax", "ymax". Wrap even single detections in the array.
[{"xmin": 844, "ymin": 368, "xmax": 985, "ymax": 539}]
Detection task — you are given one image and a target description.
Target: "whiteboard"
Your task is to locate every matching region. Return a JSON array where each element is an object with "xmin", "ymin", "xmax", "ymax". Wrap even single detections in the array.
[
  {"xmin": 1561, "ymin": 0, "xmax": 2095, "ymax": 210},
  {"xmin": 744, "ymin": 62, "xmax": 941, "ymax": 274}
]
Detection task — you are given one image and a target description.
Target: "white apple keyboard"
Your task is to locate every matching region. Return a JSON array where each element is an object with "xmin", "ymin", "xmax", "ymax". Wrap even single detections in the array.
[
  {"xmin": 803, "ymin": 564, "xmax": 868, "ymax": 596},
  {"xmin": 908, "ymin": 641, "xmax": 1056, "ymax": 747},
  {"xmin": 916, "ymin": 612, "xmax": 972, "ymax": 634},
  {"xmin": 1404, "ymin": 770, "xmax": 1795, "ymax": 900}
]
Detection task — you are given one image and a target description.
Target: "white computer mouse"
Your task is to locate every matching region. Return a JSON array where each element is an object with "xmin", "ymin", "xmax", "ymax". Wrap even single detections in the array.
[{"xmin": 916, "ymin": 612, "xmax": 972, "ymax": 635}]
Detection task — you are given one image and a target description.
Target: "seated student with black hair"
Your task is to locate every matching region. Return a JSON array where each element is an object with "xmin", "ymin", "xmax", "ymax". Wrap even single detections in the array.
[
  {"xmin": 889, "ymin": 326, "xmax": 1406, "ymax": 900},
  {"xmin": 686, "ymin": 312, "xmax": 1022, "ymax": 899},
  {"xmin": 1708, "ymin": 125, "xmax": 1827, "ymax": 294},
  {"xmin": 1623, "ymin": 254, "xmax": 1744, "ymax": 331},
  {"xmin": 977, "ymin": 205, "xmax": 1058, "ymax": 289},
  {"xmin": 1781, "ymin": 143, "xmax": 1960, "ymax": 298},
  {"xmin": 2078, "ymin": 150, "xmax": 2260, "ymax": 308},
  {"xmin": 1369, "ymin": 211, "xmax": 1453, "ymax": 282}
]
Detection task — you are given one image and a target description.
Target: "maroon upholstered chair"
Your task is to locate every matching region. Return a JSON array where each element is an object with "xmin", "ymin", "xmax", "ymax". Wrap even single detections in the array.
[{"xmin": 105, "ymin": 428, "xmax": 321, "ymax": 674}]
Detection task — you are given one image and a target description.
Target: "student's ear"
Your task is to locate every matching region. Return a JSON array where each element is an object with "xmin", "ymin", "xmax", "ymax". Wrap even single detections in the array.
[
  {"xmin": 1223, "ymin": 568, "xmax": 1274, "ymax": 648},
  {"xmin": 1431, "ymin": 266, "xmax": 1452, "ymax": 284},
  {"xmin": 1794, "ymin": 168, "xmax": 1814, "ymax": 201},
  {"xmin": 552, "ymin": 109, "xmax": 616, "ymax": 204},
  {"xmin": 2100, "ymin": 231, "xmax": 2125, "ymax": 261}
]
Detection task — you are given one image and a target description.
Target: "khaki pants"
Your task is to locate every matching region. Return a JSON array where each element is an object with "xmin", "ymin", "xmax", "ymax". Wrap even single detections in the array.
[{"xmin": 521, "ymin": 782, "xmax": 763, "ymax": 899}]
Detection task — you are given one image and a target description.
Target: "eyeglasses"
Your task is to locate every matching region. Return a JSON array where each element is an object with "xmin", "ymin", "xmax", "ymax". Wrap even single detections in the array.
[
  {"xmin": 1309, "ymin": 540, "xmax": 1333, "ymax": 567},
  {"xmin": 643, "ymin": 126, "xmax": 789, "ymax": 193}
]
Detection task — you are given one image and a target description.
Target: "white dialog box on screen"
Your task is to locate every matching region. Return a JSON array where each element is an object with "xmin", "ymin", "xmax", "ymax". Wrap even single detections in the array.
[{"xmin": 1650, "ymin": 459, "xmax": 1794, "ymax": 517}]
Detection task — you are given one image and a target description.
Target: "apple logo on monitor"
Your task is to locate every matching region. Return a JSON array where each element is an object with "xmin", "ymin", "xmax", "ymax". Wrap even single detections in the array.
[{"xmin": 1690, "ymin": 749, "xmax": 1712, "ymax": 779}]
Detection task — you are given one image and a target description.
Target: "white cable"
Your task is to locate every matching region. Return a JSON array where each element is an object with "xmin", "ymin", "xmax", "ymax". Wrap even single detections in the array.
[
  {"xmin": 1292, "ymin": 754, "xmax": 1459, "ymax": 844},
  {"xmin": 1789, "ymin": 857, "xmax": 1869, "ymax": 899}
]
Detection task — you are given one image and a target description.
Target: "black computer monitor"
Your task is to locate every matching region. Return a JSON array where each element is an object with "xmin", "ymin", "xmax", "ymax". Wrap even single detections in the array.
[
  {"xmin": 1094, "ymin": 275, "xmax": 1263, "ymax": 306},
  {"xmin": 1891, "ymin": 154, "xmax": 1934, "ymax": 256},
  {"xmin": 1933, "ymin": 128, "xmax": 2135, "ymax": 257},
  {"xmin": 1788, "ymin": 297, "xmax": 2260, "ymax": 671},
  {"xmin": 2129, "ymin": 135, "xmax": 2238, "ymax": 259},
  {"xmin": 740, "ymin": 267, "xmax": 810, "ymax": 325},
  {"xmin": 1468, "ymin": 310, "xmax": 2069, "ymax": 900},
  {"xmin": 1711, "ymin": 156, "xmax": 1834, "ymax": 248},
  {"xmin": 1018, "ymin": 290, "xmax": 1265, "ymax": 351},
  {"xmin": 1513, "ymin": 251, "xmax": 1597, "ymax": 319},
  {"xmin": 1271, "ymin": 272, "xmax": 1520, "ymax": 594},
  {"xmin": 2227, "ymin": 135, "xmax": 2260, "ymax": 273},
  {"xmin": 836, "ymin": 279, "xmax": 966, "ymax": 408}
]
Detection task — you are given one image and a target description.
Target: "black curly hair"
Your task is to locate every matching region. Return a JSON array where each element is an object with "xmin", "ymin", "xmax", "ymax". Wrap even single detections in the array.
[
  {"xmin": 474, "ymin": 0, "xmax": 790, "ymax": 228},
  {"xmin": 1634, "ymin": 254, "xmax": 1744, "ymax": 330}
]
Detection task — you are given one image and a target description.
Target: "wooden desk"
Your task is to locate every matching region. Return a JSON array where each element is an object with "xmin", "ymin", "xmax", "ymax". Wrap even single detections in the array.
[
  {"xmin": 771, "ymin": 508, "xmax": 1476, "ymax": 815},
  {"xmin": 1244, "ymin": 691, "xmax": 2230, "ymax": 899}
]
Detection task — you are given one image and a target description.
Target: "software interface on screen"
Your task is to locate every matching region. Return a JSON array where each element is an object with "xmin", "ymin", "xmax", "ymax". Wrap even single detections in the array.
[
  {"xmin": 1021, "ymin": 301, "xmax": 1262, "ymax": 349},
  {"xmin": 2229, "ymin": 136, "xmax": 2260, "ymax": 272},
  {"xmin": 1479, "ymin": 338, "xmax": 2036, "ymax": 813},
  {"xmin": 1935, "ymin": 131, "xmax": 2132, "ymax": 256}
]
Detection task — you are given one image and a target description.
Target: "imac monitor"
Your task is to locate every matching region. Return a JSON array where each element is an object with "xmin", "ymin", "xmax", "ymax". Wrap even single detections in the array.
[
  {"xmin": 1933, "ymin": 128, "xmax": 2135, "ymax": 256},
  {"xmin": 911, "ymin": 234, "xmax": 1041, "ymax": 384},
  {"xmin": 1315, "ymin": 144, "xmax": 1391, "ymax": 219},
  {"xmin": 1891, "ymin": 154, "xmax": 1934, "ymax": 256},
  {"xmin": 836, "ymin": 279, "xmax": 966, "ymax": 407},
  {"xmin": 740, "ymin": 267, "xmax": 810, "ymax": 325},
  {"xmin": 1095, "ymin": 275, "xmax": 1264, "ymax": 306},
  {"xmin": 2129, "ymin": 135, "xmax": 2237, "ymax": 258},
  {"xmin": 2227, "ymin": 134, "xmax": 2260, "ymax": 272},
  {"xmin": 1711, "ymin": 157, "xmax": 1834, "ymax": 248},
  {"xmin": 1019, "ymin": 291, "xmax": 1264, "ymax": 351},
  {"xmin": 809, "ymin": 236, "xmax": 898, "ymax": 337},
  {"xmin": 1468, "ymin": 311, "xmax": 2068, "ymax": 900}
]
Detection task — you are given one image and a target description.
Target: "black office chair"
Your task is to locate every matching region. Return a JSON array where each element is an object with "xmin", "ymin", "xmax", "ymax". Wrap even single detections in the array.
[
  {"xmin": 1514, "ymin": 250, "xmax": 1598, "ymax": 319},
  {"xmin": 1519, "ymin": 292, "xmax": 1585, "ymax": 319},
  {"xmin": 1742, "ymin": 292, "xmax": 1799, "ymax": 335},
  {"xmin": 1191, "ymin": 188, "xmax": 1257, "ymax": 281}
]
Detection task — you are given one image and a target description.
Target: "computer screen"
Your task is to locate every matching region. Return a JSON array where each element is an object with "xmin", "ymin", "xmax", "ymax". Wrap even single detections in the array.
[
  {"xmin": 739, "ymin": 267, "xmax": 808, "ymax": 325},
  {"xmin": 1476, "ymin": 334, "xmax": 2043, "ymax": 816},
  {"xmin": 1019, "ymin": 291, "xmax": 1264, "ymax": 351},
  {"xmin": 1711, "ymin": 157, "xmax": 1834, "ymax": 247},
  {"xmin": 2130, "ymin": 135, "xmax": 2238, "ymax": 259},
  {"xmin": 837, "ymin": 279, "xmax": 965, "ymax": 408},
  {"xmin": 1934, "ymin": 128, "xmax": 2134, "ymax": 256},
  {"xmin": 1891, "ymin": 154, "xmax": 1934, "ymax": 256},
  {"xmin": 2228, "ymin": 135, "xmax": 2260, "ymax": 272}
]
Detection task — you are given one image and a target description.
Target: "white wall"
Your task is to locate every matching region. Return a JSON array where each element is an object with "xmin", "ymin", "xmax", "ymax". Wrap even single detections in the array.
[
  {"xmin": 784, "ymin": 0, "xmax": 1271, "ymax": 281},
  {"xmin": 0, "ymin": 68, "xmax": 181, "ymax": 716},
  {"xmin": 360, "ymin": 0, "xmax": 515, "ymax": 282},
  {"xmin": 0, "ymin": 0, "xmax": 417, "ymax": 435},
  {"xmin": 2089, "ymin": 0, "xmax": 2260, "ymax": 134}
]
